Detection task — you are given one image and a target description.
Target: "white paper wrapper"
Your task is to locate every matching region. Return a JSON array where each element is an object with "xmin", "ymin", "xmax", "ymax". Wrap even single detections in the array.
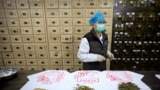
[
  {"xmin": 63, "ymin": 70, "xmax": 109, "ymax": 90},
  {"xmin": 155, "ymin": 74, "xmax": 160, "ymax": 79},
  {"xmin": 101, "ymin": 71, "xmax": 151, "ymax": 90},
  {"xmin": 21, "ymin": 70, "xmax": 73, "ymax": 90}
]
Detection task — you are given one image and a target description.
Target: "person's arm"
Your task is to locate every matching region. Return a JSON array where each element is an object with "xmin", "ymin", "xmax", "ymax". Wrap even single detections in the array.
[{"xmin": 77, "ymin": 38, "xmax": 105, "ymax": 62}]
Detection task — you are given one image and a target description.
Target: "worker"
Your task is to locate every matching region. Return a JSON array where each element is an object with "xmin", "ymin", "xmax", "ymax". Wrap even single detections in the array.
[{"xmin": 77, "ymin": 11, "xmax": 114, "ymax": 71}]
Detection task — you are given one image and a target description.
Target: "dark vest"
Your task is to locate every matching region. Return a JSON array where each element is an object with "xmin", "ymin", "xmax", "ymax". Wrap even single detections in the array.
[
  {"xmin": 82, "ymin": 29, "xmax": 108, "ymax": 71},
  {"xmin": 84, "ymin": 29, "xmax": 108, "ymax": 58}
]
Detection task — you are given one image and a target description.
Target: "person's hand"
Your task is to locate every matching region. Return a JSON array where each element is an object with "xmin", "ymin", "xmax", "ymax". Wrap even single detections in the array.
[
  {"xmin": 108, "ymin": 53, "xmax": 114, "ymax": 60},
  {"xmin": 96, "ymin": 54, "xmax": 106, "ymax": 62}
]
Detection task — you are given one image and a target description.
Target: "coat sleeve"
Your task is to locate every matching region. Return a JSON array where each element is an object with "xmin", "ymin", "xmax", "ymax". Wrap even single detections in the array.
[
  {"xmin": 107, "ymin": 45, "xmax": 114, "ymax": 58},
  {"xmin": 77, "ymin": 38, "xmax": 99, "ymax": 62}
]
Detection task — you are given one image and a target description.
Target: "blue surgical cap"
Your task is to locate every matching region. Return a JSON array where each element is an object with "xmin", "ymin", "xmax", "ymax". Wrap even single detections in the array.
[{"xmin": 89, "ymin": 11, "xmax": 106, "ymax": 25}]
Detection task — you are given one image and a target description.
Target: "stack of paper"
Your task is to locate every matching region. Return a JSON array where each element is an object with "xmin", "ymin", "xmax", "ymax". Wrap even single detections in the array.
[{"xmin": 20, "ymin": 70, "xmax": 151, "ymax": 90}]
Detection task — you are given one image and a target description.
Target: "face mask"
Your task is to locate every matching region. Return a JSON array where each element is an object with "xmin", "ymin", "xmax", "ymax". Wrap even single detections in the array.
[{"xmin": 96, "ymin": 24, "xmax": 106, "ymax": 32}]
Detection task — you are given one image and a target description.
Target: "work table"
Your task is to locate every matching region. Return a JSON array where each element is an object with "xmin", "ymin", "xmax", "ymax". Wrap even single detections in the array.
[{"xmin": 0, "ymin": 70, "xmax": 160, "ymax": 90}]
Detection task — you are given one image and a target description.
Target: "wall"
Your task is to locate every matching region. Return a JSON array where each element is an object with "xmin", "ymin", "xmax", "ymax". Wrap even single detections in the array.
[{"xmin": 0, "ymin": 0, "xmax": 113, "ymax": 71}]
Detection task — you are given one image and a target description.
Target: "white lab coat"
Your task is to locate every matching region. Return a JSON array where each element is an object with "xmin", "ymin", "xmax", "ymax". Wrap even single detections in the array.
[{"xmin": 77, "ymin": 34, "xmax": 112, "ymax": 62}]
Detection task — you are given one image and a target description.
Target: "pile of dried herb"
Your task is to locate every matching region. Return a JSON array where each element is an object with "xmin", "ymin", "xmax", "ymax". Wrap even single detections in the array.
[
  {"xmin": 33, "ymin": 88, "xmax": 46, "ymax": 90},
  {"xmin": 118, "ymin": 82, "xmax": 140, "ymax": 90},
  {"xmin": 75, "ymin": 85, "xmax": 95, "ymax": 90}
]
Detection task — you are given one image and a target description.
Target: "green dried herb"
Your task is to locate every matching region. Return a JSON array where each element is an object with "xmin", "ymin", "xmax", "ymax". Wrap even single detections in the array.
[
  {"xmin": 118, "ymin": 82, "xmax": 140, "ymax": 90},
  {"xmin": 33, "ymin": 88, "xmax": 46, "ymax": 90},
  {"xmin": 75, "ymin": 85, "xmax": 94, "ymax": 90}
]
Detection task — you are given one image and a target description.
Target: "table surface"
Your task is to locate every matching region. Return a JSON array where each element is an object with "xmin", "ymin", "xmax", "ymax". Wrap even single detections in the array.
[{"xmin": 0, "ymin": 70, "xmax": 160, "ymax": 90}]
